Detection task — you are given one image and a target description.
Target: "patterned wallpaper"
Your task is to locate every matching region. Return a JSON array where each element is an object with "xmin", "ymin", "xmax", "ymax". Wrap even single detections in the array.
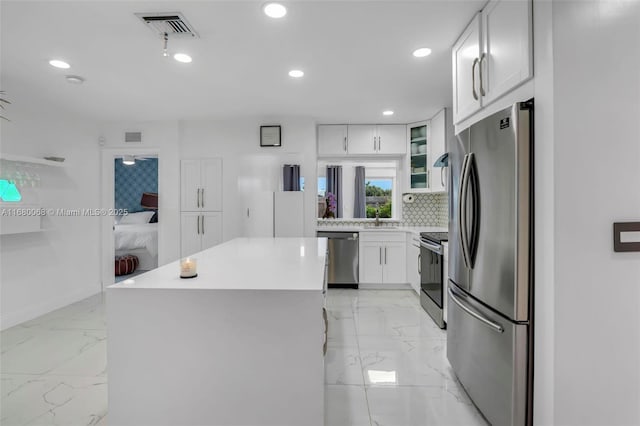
[
  {"xmin": 114, "ymin": 158, "xmax": 158, "ymax": 213},
  {"xmin": 317, "ymin": 192, "xmax": 448, "ymax": 228}
]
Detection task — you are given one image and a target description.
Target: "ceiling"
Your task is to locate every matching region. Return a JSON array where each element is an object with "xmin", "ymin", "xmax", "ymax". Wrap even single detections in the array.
[{"xmin": 1, "ymin": 1, "xmax": 484, "ymax": 124}]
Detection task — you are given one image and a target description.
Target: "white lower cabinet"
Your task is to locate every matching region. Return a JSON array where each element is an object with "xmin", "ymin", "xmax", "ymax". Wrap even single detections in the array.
[
  {"xmin": 181, "ymin": 212, "xmax": 223, "ymax": 257},
  {"xmin": 407, "ymin": 236, "xmax": 421, "ymax": 295},
  {"xmin": 359, "ymin": 232, "xmax": 406, "ymax": 285}
]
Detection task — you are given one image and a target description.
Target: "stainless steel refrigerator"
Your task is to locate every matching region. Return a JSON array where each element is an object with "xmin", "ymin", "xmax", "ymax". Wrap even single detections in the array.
[{"xmin": 447, "ymin": 100, "xmax": 533, "ymax": 426}]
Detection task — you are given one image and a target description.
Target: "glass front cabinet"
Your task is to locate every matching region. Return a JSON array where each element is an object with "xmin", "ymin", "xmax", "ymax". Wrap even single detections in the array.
[{"xmin": 408, "ymin": 121, "xmax": 429, "ymax": 191}]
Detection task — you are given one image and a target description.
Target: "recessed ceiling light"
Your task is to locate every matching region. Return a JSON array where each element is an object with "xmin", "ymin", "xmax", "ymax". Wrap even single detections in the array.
[
  {"xmin": 412, "ymin": 47, "xmax": 432, "ymax": 58},
  {"xmin": 383, "ymin": 110, "xmax": 394, "ymax": 116},
  {"xmin": 263, "ymin": 2, "xmax": 287, "ymax": 18},
  {"xmin": 49, "ymin": 59, "xmax": 70, "ymax": 69},
  {"xmin": 65, "ymin": 75, "xmax": 85, "ymax": 84},
  {"xmin": 173, "ymin": 53, "xmax": 192, "ymax": 63},
  {"xmin": 288, "ymin": 69, "xmax": 304, "ymax": 78}
]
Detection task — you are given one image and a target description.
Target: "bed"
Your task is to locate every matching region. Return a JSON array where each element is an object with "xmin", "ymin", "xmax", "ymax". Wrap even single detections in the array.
[{"xmin": 114, "ymin": 222, "xmax": 158, "ymax": 271}]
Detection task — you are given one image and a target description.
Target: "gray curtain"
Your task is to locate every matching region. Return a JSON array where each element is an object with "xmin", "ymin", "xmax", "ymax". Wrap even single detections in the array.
[
  {"xmin": 353, "ymin": 166, "xmax": 366, "ymax": 218},
  {"xmin": 283, "ymin": 164, "xmax": 300, "ymax": 191},
  {"xmin": 326, "ymin": 165, "xmax": 343, "ymax": 218}
]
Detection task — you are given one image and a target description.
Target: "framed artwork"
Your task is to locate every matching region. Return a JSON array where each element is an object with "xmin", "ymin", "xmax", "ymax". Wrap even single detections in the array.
[{"xmin": 260, "ymin": 125, "xmax": 281, "ymax": 147}]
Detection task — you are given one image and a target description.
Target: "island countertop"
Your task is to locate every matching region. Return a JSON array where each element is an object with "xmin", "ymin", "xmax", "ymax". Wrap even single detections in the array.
[{"xmin": 109, "ymin": 237, "xmax": 328, "ymax": 291}]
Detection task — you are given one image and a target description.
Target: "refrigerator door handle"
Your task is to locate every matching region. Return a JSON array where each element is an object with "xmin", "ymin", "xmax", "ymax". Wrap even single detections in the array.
[
  {"xmin": 458, "ymin": 153, "xmax": 472, "ymax": 269},
  {"xmin": 467, "ymin": 153, "xmax": 479, "ymax": 267},
  {"xmin": 448, "ymin": 287, "xmax": 504, "ymax": 333}
]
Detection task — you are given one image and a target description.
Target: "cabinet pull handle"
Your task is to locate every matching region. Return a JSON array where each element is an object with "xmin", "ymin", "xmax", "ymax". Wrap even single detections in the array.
[
  {"xmin": 247, "ymin": 208, "xmax": 250, "ymax": 218},
  {"xmin": 379, "ymin": 247, "xmax": 382, "ymax": 265},
  {"xmin": 373, "ymin": 136, "xmax": 377, "ymax": 151},
  {"xmin": 471, "ymin": 57, "xmax": 479, "ymax": 101},
  {"xmin": 197, "ymin": 215, "xmax": 200, "ymax": 234},
  {"xmin": 196, "ymin": 188, "xmax": 200, "ymax": 208},
  {"xmin": 201, "ymin": 215, "xmax": 205, "ymax": 234},
  {"xmin": 201, "ymin": 188, "xmax": 205, "ymax": 208},
  {"xmin": 384, "ymin": 247, "xmax": 387, "ymax": 264},
  {"xmin": 378, "ymin": 136, "xmax": 381, "ymax": 151},
  {"xmin": 479, "ymin": 53, "xmax": 486, "ymax": 97},
  {"xmin": 418, "ymin": 254, "xmax": 421, "ymax": 274},
  {"xmin": 344, "ymin": 136, "xmax": 347, "ymax": 152}
]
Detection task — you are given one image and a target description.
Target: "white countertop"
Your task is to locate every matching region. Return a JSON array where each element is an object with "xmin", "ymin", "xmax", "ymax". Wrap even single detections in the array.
[
  {"xmin": 316, "ymin": 225, "xmax": 448, "ymax": 236},
  {"xmin": 109, "ymin": 237, "xmax": 328, "ymax": 291}
]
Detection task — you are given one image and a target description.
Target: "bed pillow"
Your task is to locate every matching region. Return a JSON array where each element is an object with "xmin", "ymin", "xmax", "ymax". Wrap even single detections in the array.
[{"xmin": 119, "ymin": 211, "xmax": 155, "ymax": 225}]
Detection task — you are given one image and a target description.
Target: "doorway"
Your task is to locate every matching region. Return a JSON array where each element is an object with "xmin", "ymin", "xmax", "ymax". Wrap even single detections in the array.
[{"xmin": 100, "ymin": 149, "xmax": 160, "ymax": 289}]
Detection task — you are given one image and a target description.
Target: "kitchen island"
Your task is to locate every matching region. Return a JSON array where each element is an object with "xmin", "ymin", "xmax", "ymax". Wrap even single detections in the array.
[{"xmin": 107, "ymin": 237, "xmax": 328, "ymax": 426}]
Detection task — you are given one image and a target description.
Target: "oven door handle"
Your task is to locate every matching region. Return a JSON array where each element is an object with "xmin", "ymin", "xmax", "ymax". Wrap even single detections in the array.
[{"xmin": 420, "ymin": 240, "xmax": 443, "ymax": 255}]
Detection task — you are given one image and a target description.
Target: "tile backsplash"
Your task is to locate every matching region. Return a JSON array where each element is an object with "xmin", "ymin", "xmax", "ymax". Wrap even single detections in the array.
[
  {"xmin": 401, "ymin": 193, "xmax": 448, "ymax": 227},
  {"xmin": 316, "ymin": 192, "xmax": 448, "ymax": 228}
]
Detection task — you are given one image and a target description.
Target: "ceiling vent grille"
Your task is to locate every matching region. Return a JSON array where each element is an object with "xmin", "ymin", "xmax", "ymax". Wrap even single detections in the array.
[{"xmin": 135, "ymin": 12, "xmax": 198, "ymax": 38}]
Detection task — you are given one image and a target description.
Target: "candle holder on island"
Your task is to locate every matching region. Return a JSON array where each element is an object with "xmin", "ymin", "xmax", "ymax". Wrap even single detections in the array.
[{"xmin": 180, "ymin": 257, "xmax": 198, "ymax": 279}]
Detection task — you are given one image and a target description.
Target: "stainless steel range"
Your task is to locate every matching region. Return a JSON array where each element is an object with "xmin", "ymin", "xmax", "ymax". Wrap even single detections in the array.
[{"xmin": 419, "ymin": 231, "xmax": 448, "ymax": 328}]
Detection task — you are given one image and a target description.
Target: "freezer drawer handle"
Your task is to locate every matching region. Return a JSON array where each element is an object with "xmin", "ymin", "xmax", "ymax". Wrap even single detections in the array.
[{"xmin": 448, "ymin": 287, "xmax": 504, "ymax": 333}]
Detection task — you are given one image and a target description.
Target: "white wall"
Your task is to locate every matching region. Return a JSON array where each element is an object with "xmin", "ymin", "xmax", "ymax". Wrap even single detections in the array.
[
  {"xmin": 0, "ymin": 103, "xmax": 101, "ymax": 329},
  {"xmin": 179, "ymin": 117, "xmax": 317, "ymax": 239},
  {"xmin": 534, "ymin": 1, "xmax": 640, "ymax": 424}
]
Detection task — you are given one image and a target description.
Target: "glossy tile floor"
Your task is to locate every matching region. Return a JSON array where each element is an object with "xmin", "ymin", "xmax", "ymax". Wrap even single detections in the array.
[{"xmin": 1, "ymin": 289, "xmax": 487, "ymax": 426}]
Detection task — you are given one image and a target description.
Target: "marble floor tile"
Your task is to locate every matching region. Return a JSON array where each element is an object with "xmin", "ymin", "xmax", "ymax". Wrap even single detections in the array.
[
  {"xmin": 354, "ymin": 306, "xmax": 446, "ymax": 339},
  {"xmin": 1, "ymin": 330, "xmax": 106, "ymax": 376},
  {"xmin": 326, "ymin": 309, "xmax": 358, "ymax": 338},
  {"xmin": 358, "ymin": 336, "xmax": 455, "ymax": 387},
  {"xmin": 1, "ymin": 374, "xmax": 107, "ymax": 426},
  {"xmin": 325, "ymin": 385, "xmax": 371, "ymax": 426},
  {"xmin": 325, "ymin": 337, "xmax": 364, "ymax": 386},
  {"xmin": 366, "ymin": 385, "xmax": 488, "ymax": 426}
]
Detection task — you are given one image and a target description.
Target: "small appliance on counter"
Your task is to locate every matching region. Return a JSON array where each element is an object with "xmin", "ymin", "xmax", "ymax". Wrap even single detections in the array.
[{"xmin": 419, "ymin": 232, "xmax": 448, "ymax": 328}]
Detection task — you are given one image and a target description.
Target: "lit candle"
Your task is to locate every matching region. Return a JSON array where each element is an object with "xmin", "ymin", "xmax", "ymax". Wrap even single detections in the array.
[{"xmin": 180, "ymin": 257, "xmax": 197, "ymax": 278}]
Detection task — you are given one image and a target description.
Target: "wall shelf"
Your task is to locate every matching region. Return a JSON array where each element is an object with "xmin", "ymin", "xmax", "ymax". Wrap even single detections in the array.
[{"xmin": 0, "ymin": 153, "xmax": 66, "ymax": 167}]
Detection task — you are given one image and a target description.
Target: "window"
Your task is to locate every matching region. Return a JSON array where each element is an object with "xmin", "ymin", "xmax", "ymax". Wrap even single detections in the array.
[{"xmin": 365, "ymin": 178, "xmax": 393, "ymax": 218}]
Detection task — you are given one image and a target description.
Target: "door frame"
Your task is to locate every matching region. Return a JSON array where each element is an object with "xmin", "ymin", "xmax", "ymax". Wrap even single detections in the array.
[{"xmin": 100, "ymin": 148, "xmax": 160, "ymax": 290}]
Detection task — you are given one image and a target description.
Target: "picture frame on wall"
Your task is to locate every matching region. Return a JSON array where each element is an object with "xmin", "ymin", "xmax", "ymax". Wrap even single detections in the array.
[{"xmin": 260, "ymin": 125, "xmax": 282, "ymax": 147}]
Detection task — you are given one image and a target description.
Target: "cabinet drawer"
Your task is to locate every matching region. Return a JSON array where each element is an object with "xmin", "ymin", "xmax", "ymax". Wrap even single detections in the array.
[{"xmin": 359, "ymin": 231, "xmax": 406, "ymax": 243}]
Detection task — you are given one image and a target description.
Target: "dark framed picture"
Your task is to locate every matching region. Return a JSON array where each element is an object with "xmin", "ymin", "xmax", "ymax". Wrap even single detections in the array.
[{"xmin": 260, "ymin": 125, "xmax": 282, "ymax": 147}]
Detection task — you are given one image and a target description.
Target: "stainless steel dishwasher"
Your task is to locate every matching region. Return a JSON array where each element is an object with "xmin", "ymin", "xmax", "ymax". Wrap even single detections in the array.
[{"xmin": 316, "ymin": 232, "xmax": 359, "ymax": 289}]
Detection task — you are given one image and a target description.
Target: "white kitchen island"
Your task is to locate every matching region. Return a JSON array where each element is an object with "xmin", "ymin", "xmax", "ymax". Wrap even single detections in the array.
[{"xmin": 107, "ymin": 237, "xmax": 328, "ymax": 426}]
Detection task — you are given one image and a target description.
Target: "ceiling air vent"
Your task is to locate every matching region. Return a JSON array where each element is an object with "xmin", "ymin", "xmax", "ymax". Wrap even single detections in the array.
[{"xmin": 135, "ymin": 12, "xmax": 198, "ymax": 38}]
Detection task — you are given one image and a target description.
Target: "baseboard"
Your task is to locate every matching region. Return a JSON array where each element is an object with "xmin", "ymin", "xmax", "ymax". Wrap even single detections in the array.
[
  {"xmin": 358, "ymin": 283, "xmax": 413, "ymax": 290},
  {"xmin": 0, "ymin": 285, "xmax": 102, "ymax": 330}
]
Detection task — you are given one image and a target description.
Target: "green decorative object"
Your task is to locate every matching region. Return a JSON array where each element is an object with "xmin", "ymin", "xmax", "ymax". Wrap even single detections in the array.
[{"xmin": 0, "ymin": 179, "xmax": 22, "ymax": 202}]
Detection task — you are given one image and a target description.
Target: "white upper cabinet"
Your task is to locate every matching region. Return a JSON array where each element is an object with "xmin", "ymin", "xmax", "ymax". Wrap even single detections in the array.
[
  {"xmin": 452, "ymin": 13, "xmax": 483, "ymax": 123},
  {"xmin": 481, "ymin": 0, "xmax": 533, "ymax": 105},
  {"xmin": 376, "ymin": 125, "xmax": 407, "ymax": 155},
  {"xmin": 317, "ymin": 124, "xmax": 406, "ymax": 157},
  {"xmin": 452, "ymin": 0, "xmax": 532, "ymax": 124},
  {"xmin": 347, "ymin": 125, "xmax": 377, "ymax": 155},
  {"xmin": 181, "ymin": 158, "xmax": 222, "ymax": 212},
  {"xmin": 317, "ymin": 125, "xmax": 348, "ymax": 156}
]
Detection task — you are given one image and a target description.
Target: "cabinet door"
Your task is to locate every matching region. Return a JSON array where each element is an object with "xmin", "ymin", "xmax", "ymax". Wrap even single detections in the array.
[
  {"xmin": 452, "ymin": 13, "xmax": 482, "ymax": 124},
  {"xmin": 245, "ymin": 191, "xmax": 274, "ymax": 237},
  {"xmin": 181, "ymin": 212, "xmax": 202, "ymax": 257},
  {"xmin": 376, "ymin": 125, "xmax": 407, "ymax": 155},
  {"xmin": 359, "ymin": 242, "xmax": 383, "ymax": 283},
  {"xmin": 407, "ymin": 121, "xmax": 429, "ymax": 192},
  {"xmin": 347, "ymin": 125, "xmax": 377, "ymax": 155},
  {"xmin": 382, "ymin": 242, "xmax": 407, "ymax": 284},
  {"xmin": 318, "ymin": 125, "xmax": 348, "ymax": 156},
  {"xmin": 429, "ymin": 109, "xmax": 447, "ymax": 193},
  {"xmin": 181, "ymin": 160, "xmax": 201, "ymax": 211},
  {"xmin": 201, "ymin": 158, "xmax": 223, "ymax": 212},
  {"xmin": 481, "ymin": 0, "xmax": 532, "ymax": 106},
  {"xmin": 201, "ymin": 212, "xmax": 223, "ymax": 250},
  {"xmin": 407, "ymin": 241, "xmax": 420, "ymax": 294}
]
